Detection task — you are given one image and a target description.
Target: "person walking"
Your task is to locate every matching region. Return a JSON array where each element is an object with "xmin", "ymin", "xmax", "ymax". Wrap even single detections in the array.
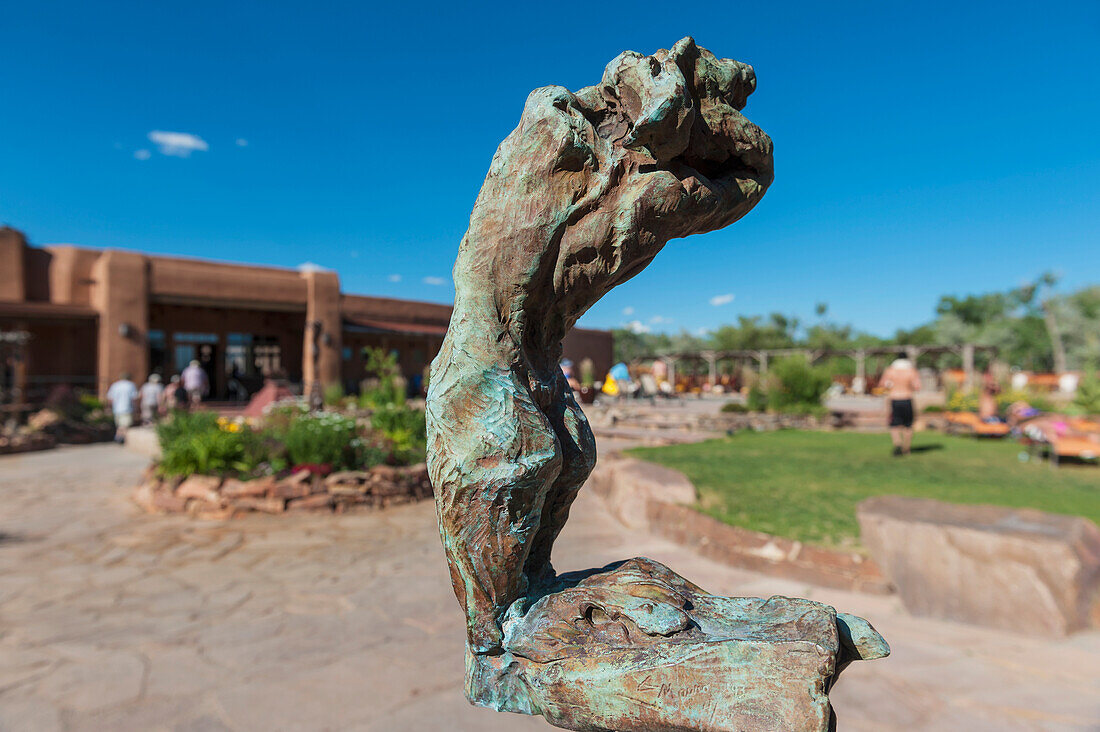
[
  {"xmin": 106, "ymin": 372, "xmax": 138, "ymax": 443},
  {"xmin": 881, "ymin": 358, "xmax": 921, "ymax": 456},
  {"xmin": 181, "ymin": 359, "xmax": 208, "ymax": 405},
  {"xmin": 139, "ymin": 373, "xmax": 164, "ymax": 424}
]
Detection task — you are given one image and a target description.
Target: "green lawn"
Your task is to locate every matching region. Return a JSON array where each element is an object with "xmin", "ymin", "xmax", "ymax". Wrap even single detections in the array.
[{"xmin": 628, "ymin": 431, "xmax": 1100, "ymax": 550}]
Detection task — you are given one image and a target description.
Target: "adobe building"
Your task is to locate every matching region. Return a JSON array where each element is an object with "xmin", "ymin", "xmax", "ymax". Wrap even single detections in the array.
[{"xmin": 0, "ymin": 227, "xmax": 613, "ymax": 403}]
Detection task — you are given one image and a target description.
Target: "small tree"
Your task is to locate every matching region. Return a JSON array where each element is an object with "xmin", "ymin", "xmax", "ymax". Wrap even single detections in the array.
[{"xmin": 1073, "ymin": 365, "xmax": 1100, "ymax": 416}]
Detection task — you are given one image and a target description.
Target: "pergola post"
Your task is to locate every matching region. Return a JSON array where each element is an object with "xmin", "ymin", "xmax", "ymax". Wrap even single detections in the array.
[
  {"xmin": 756, "ymin": 351, "xmax": 768, "ymax": 374},
  {"xmin": 703, "ymin": 351, "xmax": 717, "ymax": 388},
  {"xmin": 666, "ymin": 357, "xmax": 678, "ymax": 394},
  {"xmin": 854, "ymin": 349, "xmax": 867, "ymax": 394},
  {"xmin": 962, "ymin": 343, "xmax": 975, "ymax": 391}
]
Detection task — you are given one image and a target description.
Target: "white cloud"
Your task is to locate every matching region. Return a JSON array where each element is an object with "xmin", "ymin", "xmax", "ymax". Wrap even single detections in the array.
[
  {"xmin": 649, "ymin": 315, "xmax": 672, "ymax": 325},
  {"xmin": 622, "ymin": 306, "xmax": 635, "ymax": 316},
  {"xmin": 148, "ymin": 130, "xmax": 209, "ymax": 157},
  {"xmin": 624, "ymin": 320, "xmax": 651, "ymax": 334},
  {"xmin": 709, "ymin": 293, "xmax": 735, "ymax": 307},
  {"xmin": 423, "ymin": 276, "xmax": 447, "ymax": 286},
  {"xmin": 297, "ymin": 262, "xmax": 329, "ymax": 273},
  {"xmin": 133, "ymin": 149, "xmax": 151, "ymax": 160},
  {"xmin": 235, "ymin": 138, "xmax": 249, "ymax": 147},
  {"xmin": 695, "ymin": 327, "xmax": 709, "ymax": 337},
  {"xmin": 387, "ymin": 274, "xmax": 402, "ymax": 283}
]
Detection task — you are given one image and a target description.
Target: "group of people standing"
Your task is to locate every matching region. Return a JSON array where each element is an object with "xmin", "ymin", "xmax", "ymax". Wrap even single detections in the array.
[{"xmin": 105, "ymin": 360, "xmax": 210, "ymax": 443}]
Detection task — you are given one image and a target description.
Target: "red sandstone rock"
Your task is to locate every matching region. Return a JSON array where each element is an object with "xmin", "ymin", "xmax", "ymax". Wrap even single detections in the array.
[
  {"xmin": 132, "ymin": 482, "xmax": 157, "ymax": 513},
  {"xmin": 286, "ymin": 494, "xmax": 334, "ymax": 512},
  {"xmin": 325, "ymin": 470, "xmax": 370, "ymax": 486},
  {"xmin": 186, "ymin": 498, "xmax": 224, "ymax": 516},
  {"xmin": 269, "ymin": 481, "xmax": 313, "ymax": 500},
  {"xmin": 151, "ymin": 489, "xmax": 188, "ymax": 513},
  {"xmin": 221, "ymin": 477, "xmax": 273, "ymax": 498},
  {"xmin": 858, "ymin": 496, "xmax": 1100, "ymax": 636},
  {"xmin": 230, "ymin": 497, "xmax": 285, "ymax": 514},
  {"xmin": 176, "ymin": 475, "xmax": 223, "ymax": 503}
]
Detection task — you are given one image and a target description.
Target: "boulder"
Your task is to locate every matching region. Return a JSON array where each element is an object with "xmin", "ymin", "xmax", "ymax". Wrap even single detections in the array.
[{"xmin": 858, "ymin": 496, "xmax": 1100, "ymax": 636}]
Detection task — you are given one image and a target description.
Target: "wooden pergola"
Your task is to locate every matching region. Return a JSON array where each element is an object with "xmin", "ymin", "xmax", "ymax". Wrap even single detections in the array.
[{"xmin": 639, "ymin": 344, "xmax": 998, "ymax": 394}]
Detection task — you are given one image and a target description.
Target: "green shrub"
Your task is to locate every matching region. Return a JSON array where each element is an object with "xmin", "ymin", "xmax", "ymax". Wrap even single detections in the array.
[
  {"xmin": 746, "ymin": 385, "xmax": 768, "ymax": 412},
  {"xmin": 323, "ymin": 382, "xmax": 346, "ymax": 407},
  {"xmin": 922, "ymin": 404, "xmax": 945, "ymax": 413},
  {"xmin": 279, "ymin": 412, "xmax": 384, "ymax": 471},
  {"xmin": 764, "ymin": 357, "xmax": 831, "ymax": 414},
  {"xmin": 720, "ymin": 402, "xmax": 749, "ymax": 414},
  {"xmin": 371, "ymin": 404, "xmax": 427, "ymax": 464},
  {"xmin": 1074, "ymin": 368, "xmax": 1100, "ymax": 416},
  {"xmin": 157, "ymin": 412, "xmax": 248, "ymax": 477}
]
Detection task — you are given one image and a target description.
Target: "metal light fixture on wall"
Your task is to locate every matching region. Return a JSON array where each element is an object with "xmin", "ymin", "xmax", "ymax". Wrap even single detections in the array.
[{"xmin": 118, "ymin": 323, "xmax": 134, "ymax": 339}]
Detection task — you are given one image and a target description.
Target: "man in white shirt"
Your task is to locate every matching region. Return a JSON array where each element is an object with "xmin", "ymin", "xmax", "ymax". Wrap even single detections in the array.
[{"xmin": 106, "ymin": 372, "xmax": 139, "ymax": 443}]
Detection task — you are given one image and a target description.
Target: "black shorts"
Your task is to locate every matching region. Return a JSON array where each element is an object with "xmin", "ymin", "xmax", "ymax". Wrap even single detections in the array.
[{"xmin": 889, "ymin": 399, "xmax": 914, "ymax": 428}]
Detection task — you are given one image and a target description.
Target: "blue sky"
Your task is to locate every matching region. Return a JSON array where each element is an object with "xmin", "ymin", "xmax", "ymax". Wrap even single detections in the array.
[{"xmin": 3, "ymin": 1, "xmax": 1098, "ymax": 336}]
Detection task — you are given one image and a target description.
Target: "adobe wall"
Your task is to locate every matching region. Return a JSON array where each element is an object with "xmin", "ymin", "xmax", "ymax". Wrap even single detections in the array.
[
  {"xmin": 149, "ymin": 256, "xmax": 308, "ymax": 306},
  {"xmin": 341, "ymin": 294, "xmax": 453, "ymax": 325},
  {"xmin": 91, "ymin": 251, "xmax": 149, "ymax": 395},
  {"xmin": 563, "ymin": 327, "xmax": 614, "ymax": 382},
  {"xmin": 302, "ymin": 270, "xmax": 342, "ymax": 389},
  {"xmin": 0, "ymin": 227, "xmax": 26, "ymax": 302}
]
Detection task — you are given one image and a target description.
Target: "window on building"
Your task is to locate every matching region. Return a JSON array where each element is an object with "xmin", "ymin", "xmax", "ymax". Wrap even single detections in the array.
[{"xmin": 148, "ymin": 330, "xmax": 167, "ymax": 375}]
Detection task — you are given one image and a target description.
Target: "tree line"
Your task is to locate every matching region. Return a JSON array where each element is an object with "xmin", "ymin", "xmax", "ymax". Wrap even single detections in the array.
[{"xmin": 613, "ymin": 275, "xmax": 1100, "ymax": 373}]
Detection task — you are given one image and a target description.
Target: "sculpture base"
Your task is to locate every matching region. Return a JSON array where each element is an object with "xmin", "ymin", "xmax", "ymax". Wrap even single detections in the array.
[{"xmin": 467, "ymin": 558, "xmax": 888, "ymax": 732}]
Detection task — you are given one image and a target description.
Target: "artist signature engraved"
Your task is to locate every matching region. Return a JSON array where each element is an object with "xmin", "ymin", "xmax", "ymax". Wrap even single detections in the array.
[{"xmin": 636, "ymin": 675, "xmax": 710, "ymax": 699}]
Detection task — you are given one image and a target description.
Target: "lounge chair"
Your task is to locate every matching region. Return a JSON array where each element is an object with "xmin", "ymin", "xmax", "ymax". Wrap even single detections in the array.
[{"xmin": 944, "ymin": 411, "xmax": 1011, "ymax": 437}]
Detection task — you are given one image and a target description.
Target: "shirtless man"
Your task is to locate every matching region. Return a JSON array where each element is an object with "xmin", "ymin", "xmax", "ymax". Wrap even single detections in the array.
[{"xmin": 881, "ymin": 358, "xmax": 921, "ymax": 455}]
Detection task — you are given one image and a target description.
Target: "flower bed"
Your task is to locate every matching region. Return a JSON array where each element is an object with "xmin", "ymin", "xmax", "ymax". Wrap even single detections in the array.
[
  {"xmin": 133, "ymin": 401, "xmax": 431, "ymax": 518},
  {"xmin": 133, "ymin": 462, "xmax": 432, "ymax": 517}
]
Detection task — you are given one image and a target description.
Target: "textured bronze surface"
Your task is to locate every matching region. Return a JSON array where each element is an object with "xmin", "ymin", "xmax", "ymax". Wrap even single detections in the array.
[{"xmin": 426, "ymin": 38, "xmax": 887, "ymax": 731}]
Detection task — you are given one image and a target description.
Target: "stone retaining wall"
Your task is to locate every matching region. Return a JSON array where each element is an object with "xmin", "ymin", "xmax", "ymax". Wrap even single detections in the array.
[
  {"xmin": 133, "ymin": 464, "xmax": 432, "ymax": 519},
  {"xmin": 647, "ymin": 502, "xmax": 892, "ymax": 594},
  {"xmin": 589, "ymin": 457, "xmax": 891, "ymax": 594}
]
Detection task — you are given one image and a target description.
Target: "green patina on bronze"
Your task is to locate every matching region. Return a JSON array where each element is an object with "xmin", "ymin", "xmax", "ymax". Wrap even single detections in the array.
[{"xmin": 426, "ymin": 37, "xmax": 888, "ymax": 731}]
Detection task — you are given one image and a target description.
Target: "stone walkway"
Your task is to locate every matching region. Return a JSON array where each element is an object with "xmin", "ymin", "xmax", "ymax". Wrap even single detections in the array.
[{"xmin": 1, "ymin": 445, "xmax": 1098, "ymax": 731}]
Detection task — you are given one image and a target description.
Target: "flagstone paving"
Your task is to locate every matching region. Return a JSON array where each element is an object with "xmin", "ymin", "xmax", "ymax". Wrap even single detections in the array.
[{"xmin": 1, "ymin": 444, "xmax": 1098, "ymax": 731}]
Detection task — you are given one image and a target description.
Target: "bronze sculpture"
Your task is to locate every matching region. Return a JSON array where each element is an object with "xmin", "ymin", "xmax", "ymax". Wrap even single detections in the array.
[{"xmin": 426, "ymin": 38, "xmax": 888, "ymax": 731}]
